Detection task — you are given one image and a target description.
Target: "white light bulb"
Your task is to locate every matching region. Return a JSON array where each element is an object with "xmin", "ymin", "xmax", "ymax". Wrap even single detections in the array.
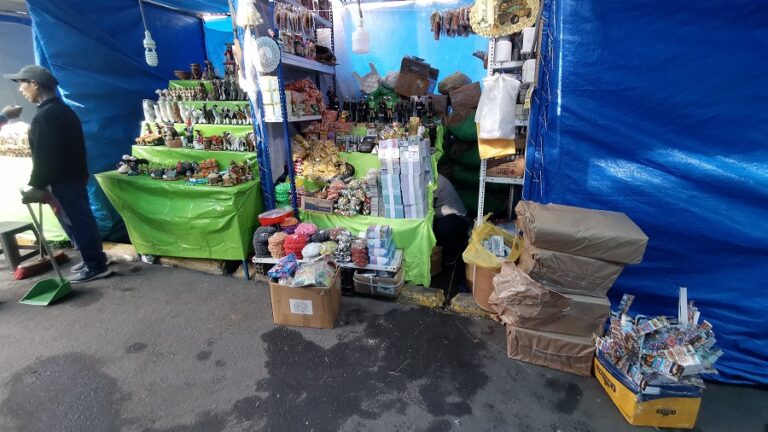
[
  {"xmin": 143, "ymin": 30, "xmax": 158, "ymax": 67},
  {"xmin": 352, "ymin": 23, "xmax": 369, "ymax": 54}
]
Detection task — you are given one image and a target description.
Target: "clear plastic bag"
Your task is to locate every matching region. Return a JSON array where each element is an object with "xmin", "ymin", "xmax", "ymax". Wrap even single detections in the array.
[
  {"xmin": 475, "ymin": 74, "xmax": 521, "ymax": 140},
  {"xmin": 291, "ymin": 258, "xmax": 336, "ymax": 288}
]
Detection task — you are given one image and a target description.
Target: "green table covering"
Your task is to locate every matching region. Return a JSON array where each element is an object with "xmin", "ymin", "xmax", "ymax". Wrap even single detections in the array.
[
  {"xmin": 300, "ymin": 210, "xmax": 436, "ymax": 287},
  {"xmin": 96, "ymin": 171, "xmax": 263, "ymax": 261},
  {"xmin": 132, "ymin": 145, "xmax": 256, "ymax": 168}
]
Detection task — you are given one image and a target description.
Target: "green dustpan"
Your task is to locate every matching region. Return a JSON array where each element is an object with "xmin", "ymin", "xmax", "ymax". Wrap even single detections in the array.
[{"xmin": 19, "ymin": 197, "xmax": 71, "ymax": 306}]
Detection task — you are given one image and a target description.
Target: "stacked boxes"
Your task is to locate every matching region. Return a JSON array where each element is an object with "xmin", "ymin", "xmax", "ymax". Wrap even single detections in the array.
[
  {"xmin": 377, "ymin": 136, "xmax": 432, "ymax": 219},
  {"xmin": 366, "ymin": 225, "xmax": 396, "ymax": 266},
  {"xmin": 366, "ymin": 169, "xmax": 381, "ymax": 217},
  {"xmin": 490, "ymin": 201, "xmax": 648, "ymax": 376}
]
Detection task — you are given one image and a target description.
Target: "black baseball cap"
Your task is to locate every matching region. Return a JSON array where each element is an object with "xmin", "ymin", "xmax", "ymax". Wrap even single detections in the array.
[{"xmin": 3, "ymin": 65, "xmax": 59, "ymax": 88}]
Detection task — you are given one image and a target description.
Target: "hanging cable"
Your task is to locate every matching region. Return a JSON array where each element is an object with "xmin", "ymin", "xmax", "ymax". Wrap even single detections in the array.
[{"xmin": 138, "ymin": 0, "xmax": 158, "ymax": 67}]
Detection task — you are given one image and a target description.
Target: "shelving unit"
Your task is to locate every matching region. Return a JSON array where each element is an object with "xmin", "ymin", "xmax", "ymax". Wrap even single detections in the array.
[
  {"xmin": 265, "ymin": 114, "xmax": 322, "ymax": 123},
  {"xmin": 476, "ymin": 34, "xmax": 536, "ymax": 226},
  {"xmin": 281, "ymin": 52, "xmax": 336, "ymax": 75}
]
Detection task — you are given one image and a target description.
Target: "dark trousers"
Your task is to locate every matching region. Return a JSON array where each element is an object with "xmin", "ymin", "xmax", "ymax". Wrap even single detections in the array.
[
  {"xmin": 50, "ymin": 181, "xmax": 107, "ymax": 271},
  {"xmin": 434, "ymin": 214, "xmax": 470, "ymax": 282}
]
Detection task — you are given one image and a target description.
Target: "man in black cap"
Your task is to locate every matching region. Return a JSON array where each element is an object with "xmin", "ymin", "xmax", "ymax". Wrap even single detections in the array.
[{"xmin": 4, "ymin": 65, "xmax": 112, "ymax": 283}]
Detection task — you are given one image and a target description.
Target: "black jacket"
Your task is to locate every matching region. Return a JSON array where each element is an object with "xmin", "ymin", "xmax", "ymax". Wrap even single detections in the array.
[{"xmin": 28, "ymin": 97, "xmax": 89, "ymax": 188}]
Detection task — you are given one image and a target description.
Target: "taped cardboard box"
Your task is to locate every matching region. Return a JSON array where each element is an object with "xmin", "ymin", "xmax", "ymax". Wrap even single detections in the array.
[
  {"xmin": 395, "ymin": 56, "xmax": 438, "ymax": 96},
  {"xmin": 269, "ymin": 269, "xmax": 341, "ymax": 329},
  {"xmin": 302, "ymin": 196, "xmax": 334, "ymax": 213},
  {"xmin": 489, "ymin": 262, "xmax": 609, "ymax": 337},
  {"xmin": 594, "ymin": 350, "xmax": 702, "ymax": 429},
  {"xmin": 517, "ymin": 237, "xmax": 624, "ymax": 297},
  {"xmin": 515, "ymin": 201, "xmax": 649, "ymax": 264},
  {"xmin": 506, "ymin": 325, "xmax": 595, "ymax": 377},
  {"xmin": 465, "ymin": 264, "xmax": 499, "ymax": 312},
  {"xmin": 486, "ymin": 154, "xmax": 526, "ymax": 178}
]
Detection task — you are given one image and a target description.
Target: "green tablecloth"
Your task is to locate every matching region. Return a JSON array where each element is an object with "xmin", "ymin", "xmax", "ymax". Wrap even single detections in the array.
[
  {"xmin": 132, "ymin": 145, "xmax": 256, "ymax": 167},
  {"xmin": 96, "ymin": 171, "xmax": 263, "ymax": 260},
  {"xmin": 300, "ymin": 210, "xmax": 435, "ymax": 287}
]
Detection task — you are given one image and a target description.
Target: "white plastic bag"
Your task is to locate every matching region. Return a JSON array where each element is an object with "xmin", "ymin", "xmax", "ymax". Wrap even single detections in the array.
[{"xmin": 475, "ymin": 74, "xmax": 521, "ymax": 139}]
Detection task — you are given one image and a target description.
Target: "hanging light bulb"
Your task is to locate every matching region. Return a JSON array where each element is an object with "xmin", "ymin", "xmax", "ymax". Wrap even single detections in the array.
[
  {"xmin": 138, "ymin": 0, "xmax": 158, "ymax": 67},
  {"xmin": 143, "ymin": 31, "xmax": 158, "ymax": 67},
  {"xmin": 351, "ymin": 0, "xmax": 369, "ymax": 54}
]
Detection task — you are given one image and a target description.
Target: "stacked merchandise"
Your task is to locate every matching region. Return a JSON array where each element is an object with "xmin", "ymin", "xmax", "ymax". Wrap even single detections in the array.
[
  {"xmin": 594, "ymin": 291, "xmax": 721, "ymax": 429},
  {"xmin": 377, "ymin": 134, "xmax": 433, "ymax": 219},
  {"xmin": 275, "ymin": 183, "xmax": 292, "ymax": 208},
  {"xmin": 366, "ymin": 169, "xmax": 381, "ymax": 217},
  {"xmin": 253, "ymin": 226, "xmax": 278, "ymax": 258},
  {"xmin": 284, "ymin": 234, "xmax": 308, "ymax": 259},
  {"xmin": 489, "ymin": 201, "xmax": 649, "ymax": 376},
  {"xmin": 366, "ymin": 225, "xmax": 396, "ymax": 266}
]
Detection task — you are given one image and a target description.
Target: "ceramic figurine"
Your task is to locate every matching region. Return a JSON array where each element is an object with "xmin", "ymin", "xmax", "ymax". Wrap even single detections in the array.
[
  {"xmin": 367, "ymin": 102, "xmax": 376, "ymax": 124},
  {"xmin": 342, "ymin": 97, "xmax": 351, "ymax": 117},
  {"xmin": 212, "ymin": 106, "xmax": 223, "ymax": 125},
  {"xmin": 357, "ymin": 97, "xmax": 367, "ymax": 123},
  {"xmin": 222, "ymin": 131, "xmax": 232, "ymax": 150},
  {"xmin": 150, "ymin": 168, "xmax": 165, "ymax": 179},
  {"xmin": 143, "ymin": 99, "xmax": 157, "ymax": 122},
  {"xmin": 193, "ymin": 130, "xmax": 205, "ymax": 150},
  {"xmin": 202, "ymin": 104, "xmax": 215, "ymax": 124},
  {"xmin": 197, "ymin": 82, "xmax": 208, "ymax": 101},
  {"xmin": 427, "ymin": 96, "xmax": 434, "ymax": 120},
  {"xmin": 184, "ymin": 120, "xmax": 195, "ymax": 148},
  {"xmin": 377, "ymin": 100, "xmax": 387, "ymax": 123},
  {"xmin": 172, "ymin": 102, "xmax": 183, "ymax": 123},
  {"xmin": 306, "ymin": 40, "xmax": 316, "ymax": 61},
  {"xmin": 384, "ymin": 96, "xmax": 393, "ymax": 123},
  {"xmin": 327, "ymin": 90, "xmax": 339, "ymax": 112},
  {"xmin": 415, "ymin": 97, "xmax": 425, "ymax": 119},
  {"xmin": 208, "ymin": 172, "xmax": 223, "ymax": 186},
  {"xmin": 245, "ymin": 132, "xmax": 255, "ymax": 152},
  {"xmin": 190, "ymin": 63, "xmax": 202, "ymax": 80},
  {"xmin": 203, "ymin": 60, "xmax": 217, "ymax": 80},
  {"xmin": 350, "ymin": 99, "xmax": 358, "ymax": 123}
]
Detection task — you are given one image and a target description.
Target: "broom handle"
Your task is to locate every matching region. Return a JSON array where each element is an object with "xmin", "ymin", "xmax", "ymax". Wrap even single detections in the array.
[
  {"xmin": 25, "ymin": 201, "xmax": 63, "ymax": 280},
  {"xmin": 38, "ymin": 203, "xmax": 44, "ymax": 258}
]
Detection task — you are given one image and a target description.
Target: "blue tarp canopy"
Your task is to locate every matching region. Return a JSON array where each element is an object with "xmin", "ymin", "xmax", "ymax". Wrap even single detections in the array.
[{"xmin": 526, "ymin": 0, "xmax": 768, "ymax": 384}]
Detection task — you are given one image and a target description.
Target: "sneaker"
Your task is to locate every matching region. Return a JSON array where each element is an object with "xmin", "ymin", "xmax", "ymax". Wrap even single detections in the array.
[
  {"xmin": 70, "ymin": 267, "xmax": 114, "ymax": 284},
  {"xmin": 71, "ymin": 257, "xmax": 113, "ymax": 273}
]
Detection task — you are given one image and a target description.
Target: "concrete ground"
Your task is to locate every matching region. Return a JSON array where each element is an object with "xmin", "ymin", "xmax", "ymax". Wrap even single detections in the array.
[{"xmin": 0, "ymin": 255, "xmax": 766, "ymax": 432}]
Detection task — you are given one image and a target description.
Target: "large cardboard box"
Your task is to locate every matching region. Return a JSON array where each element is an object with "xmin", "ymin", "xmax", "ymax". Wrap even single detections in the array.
[
  {"xmin": 517, "ymin": 237, "xmax": 624, "ymax": 297},
  {"xmin": 395, "ymin": 56, "xmax": 439, "ymax": 96},
  {"xmin": 302, "ymin": 196, "xmax": 334, "ymax": 213},
  {"xmin": 466, "ymin": 264, "xmax": 500, "ymax": 312},
  {"xmin": 506, "ymin": 325, "xmax": 595, "ymax": 376},
  {"xmin": 497, "ymin": 292, "xmax": 609, "ymax": 337},
  {"xmin": 515, "ymin": 201, "xmax": 649, "ymax": 264},
  {"xmin": 268, "ymin": 269, "xmax": 341, "ymax": 329},
  {"xmin": 594, "ymin": 351, "xmax": 702, "ymax": 429}
]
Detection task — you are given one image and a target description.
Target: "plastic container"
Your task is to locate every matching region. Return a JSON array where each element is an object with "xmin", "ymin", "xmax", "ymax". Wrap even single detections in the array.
[{"xmin": 258, "ymin": 208, "xmax": 293, "ymax": 226}]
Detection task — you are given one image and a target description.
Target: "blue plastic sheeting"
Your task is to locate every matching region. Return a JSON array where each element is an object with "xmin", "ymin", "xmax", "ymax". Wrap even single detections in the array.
[
  {"xmin": 525, "ymin": 0, "xmax": 768, "ymax": 384},
  {"xmin": 27, "ymin": 0, "xmax": 206, "ymax": 238},
  {"xmin": 148, "ymin": 0, "xmax": 229, "ymax": 15},
  {"xmin": 338, "ymin": 0, "xmax": 488, "ymax": 97},
  {"xmin": 203, "ymin": 17, "xmax": 234, "ymax": 81}
]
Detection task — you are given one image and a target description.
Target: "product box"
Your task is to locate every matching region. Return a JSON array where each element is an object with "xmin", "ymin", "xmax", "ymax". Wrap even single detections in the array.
[
  {"xmin": 377, "ymin": 139, "xmax": 400, "ymax": 160},
  {"xmin": 496, "ymin": 291, "xmax": 610, "ymax": 337},
  {"xmin": 369, "ymin": 255, "xmax": 395, "ymax": 266},
  {"xmin": 404, "ymin": 203, "xmax": 428, "ymax": 219},
  {"xmin": 302, "ymin": 196, "xmax": 334, "ymax": 213},
  {"xmin": 384, "ymin": 205, "xmax": 405, "ymax": 219},
  {"xmin": 395, "ymin": 56, "xmax": 439, "ymax": 96},
  {"xmin": 401, "ymin": 178, "xmax": 427, "ymax": 205},
  {"xmin": 506, "ymin": 325, "xmax": 595, "ymax": 376},
  {"xmin": 486, "ymin": 153, "xmax": 526, "ymax": 178},
  {"xmin": 594, "ymin": 351, "xmax": 702, "ymax": 429},
  {"xmin": 268, "ymin": 269, "xmax": 341, "ymax": 329},
  {"xmin": 367, "ymin": 238, "xmax": 392, "ymax": 249},
  {"xmin": 369, "ymin": 245, "xmax": 395, "ymax": 258}
]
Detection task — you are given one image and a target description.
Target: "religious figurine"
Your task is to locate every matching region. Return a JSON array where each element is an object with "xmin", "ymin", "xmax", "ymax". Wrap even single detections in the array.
[{"xmin": 190, "ymin": 63, "xmax": 202, "ymax": 80}]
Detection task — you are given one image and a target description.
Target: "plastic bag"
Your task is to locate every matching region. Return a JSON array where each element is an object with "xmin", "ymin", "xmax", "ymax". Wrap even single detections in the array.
[
  {"xmin": 268, "ymin": 253, "xmax": 299, "ymax": 279},
  {"xmin": 292, "ymin": 258, "xmax": 336, "ymax": 288},
  {"xmin": 475, "ymin": 74, "xmax": 521, "ymax": 140},
  {"xmin": 462, "ymin": 215, "xmax": 522, "ymax": 272}
]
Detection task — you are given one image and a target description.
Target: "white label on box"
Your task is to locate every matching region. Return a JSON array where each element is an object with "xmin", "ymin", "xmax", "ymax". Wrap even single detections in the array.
[{"xmin": 289, "ymin": 299, "xmax": 313, "ymax": 315}]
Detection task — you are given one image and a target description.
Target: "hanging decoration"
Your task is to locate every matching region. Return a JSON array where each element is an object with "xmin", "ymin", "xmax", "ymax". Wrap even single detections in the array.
[
  {"xmin": 470, "ymin": 0, "xmax": 538, "ymax": 37},
  {"xmin": 430, "ymin": 6, "xmax": 474, "ymax": 41},
  {"xmin": 255, "ymin": 36, "xmax": 281, "ymax": 73}
]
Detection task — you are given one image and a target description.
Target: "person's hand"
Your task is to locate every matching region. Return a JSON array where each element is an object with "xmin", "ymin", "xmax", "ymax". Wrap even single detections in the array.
[
  {"xmin": 21, "ymin": 188, "xmax": 49, "ymax": 204},
  {"xmin": 1, "ymin": 105, "xmax": 22, "ymax": 120}
]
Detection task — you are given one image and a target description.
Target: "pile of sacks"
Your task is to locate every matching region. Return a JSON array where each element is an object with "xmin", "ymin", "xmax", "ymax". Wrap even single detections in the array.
[{"xmin": 489, "ymin": 201, "xmax": 649, "ymax": 376}]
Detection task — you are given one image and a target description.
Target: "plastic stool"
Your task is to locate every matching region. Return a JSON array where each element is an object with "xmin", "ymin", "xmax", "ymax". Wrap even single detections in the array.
[{"xmin": 0, "ymin": 221, "xmax": 40, "ymax": 271}]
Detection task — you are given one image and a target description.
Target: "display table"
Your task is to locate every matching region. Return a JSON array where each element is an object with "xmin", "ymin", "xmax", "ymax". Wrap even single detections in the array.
[{"xmin": 96, "ymin": 146, "xmax": 264, "ymax": 261}]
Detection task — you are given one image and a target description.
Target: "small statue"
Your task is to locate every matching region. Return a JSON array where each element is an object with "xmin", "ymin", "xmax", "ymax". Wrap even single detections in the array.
[
  {"xmin": 342, "ymin": 97, "xmax": 351, "ymax": 117},
  {"xmin": 197, "ymin": 82, "xmax": 208, "ymax": 101},
  {"xmin": 203, "ymin": 60, "xmax": 217, "ymax": 80},
  {"xmin": 184, "ymin": 120, "xmax": 195, "ymax": 147},
  {"xmin": 212, "ymin": 106, "xmax": 223, "ymax": 124},
  {"xmin": 327, "ymin": 89, "xmax": 339, "ymax": 112},
  {"xmin": 377, "ymin": 100, "xmax": 387, "ymax": 123},
  {"xmin": 142, "ymin": 99, "xmax": 157, "ymax": 123},
  {"xmin": 427, "ymin": 96, "xmax": 434, "ymax": 121},
  {"xmin": 190, "ymin": 63, "xmax": 202, "ymax": 80},
  {"xmin": 202, "ymin": 104, "xmax": 215, "ymax": 124},
  {"xmin": 193, "ymin": 130, "xmax": 205, "ymax": 150},
  {"xmin": 358, "ymin": 97, "xmax": 367, "ymax": 123},
  {"xmin": 415, "ymin": 97, "xmax": 425, "ymax": 119},
  {"xmin": 384, "ymin": 96, "xmax": 393, "ymax": 123},
  {"xmin": 349, "ymin": 99, "xmax": 358, "ymax": 123}
]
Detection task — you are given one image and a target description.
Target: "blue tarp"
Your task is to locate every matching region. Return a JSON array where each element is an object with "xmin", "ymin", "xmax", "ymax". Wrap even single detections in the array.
[
  {"xmin": 526, "ymin": 0, "xmax": 768, "ymax": 384},
  {"xmin": 27, "ymin": 0, "xmax": 208, "ymax": 237}
]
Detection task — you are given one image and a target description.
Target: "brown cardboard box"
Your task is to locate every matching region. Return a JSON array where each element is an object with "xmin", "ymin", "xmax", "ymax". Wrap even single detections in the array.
[
  {"xmin": 268, "ymin": 269, "xmax": 341, "ymax": 329},
  {"xmin": 353, "ymin": 267, "xmax": 404, "ymax": 298},
  {"xmin": 506, "ymin": 325, "xmax": 595, "ymax": 376},
  {"xmin": 515, "ymin": 201, "xmax": 649, "ymax": 264},
  {"xmin": 486, "ymin": 153, "xmax": 526, "ymax": 178},
  {"xmin": 466, "ymin": 264, "xmax": 500, "ymax": 312},
  {"xmin": 517, "ymin": 236, "xmax": 624, "ymax": 297},
  {"xmin": 395, "ymin": 57, "xmax": 439, "ymax": 97},
  {"xmin": 302, "ymin": 196, "xmax": 334, "ymax": 213},
  {"xmin": 430, "ymin": 246, "xmax": 442, "ymax": 276}
]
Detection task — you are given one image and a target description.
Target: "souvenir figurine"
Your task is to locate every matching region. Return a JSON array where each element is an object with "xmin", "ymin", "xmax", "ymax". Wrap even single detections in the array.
[
  {"xmin": 203, "ymin": 60, "xmax": 217, "ymax": 80},
  {"xmin": 190, "ymin": 63, "xmax": 202, "ymax": 80},
  {"xmin": 327, "ymin": 89, "xmax": 339, "ymax": 112},
  {"xmin": 306, "ymin": 40, "xmax": 316, "ymax": 61},
  {"xmin": 211, "ymin": 105, "xmax": 222, "ymax": 125},
  {"xmin": 415, "ymin": 96, "xmax": 425, "ymax": 119},
  {"xmin": 427, "ymin": 96, "xmax": 434, "ymax": 120},
  {"xmin": 193, "ymin": 130, "xmax": 205, "ymax": 150},
  {"xmin": 184, "ymin": 119, "xmax": 195, "ymax": 148},
  {"xmin": 377, "ymin": 99, "xmax": 387, "ymax": 123},
  {"xmin": 162, "ymin": 168, "xmax": 178, "ymax": 180},
  {"xmin": 384, "ymin": 96, "xmax": 393, "ymax": 123},
  {"xmin": 342, "ymin": 97, "xmax": 351, "ymax": 117},
  {"xmin": 367, "ymin": 102, "xmax": 376, "ymax": 124},
  {"xmin": 357, "ymin": 97, "xmax": 367, "ymax": 123},
  {"xmin": 172, "ymin": 102, "xmax": 183, "ymax": 123},
  {"xmin": 349, "ymin": 98, "xmax": 358, "ymax": 123},
  {"xmin": 198, "ymin": 82, "xmax": 209, "ymax": 101},
  {"xmin": 142, "ymin": 99, "xmax": 157, "ymax": 123},
  {"xmin": 202, "ymin": 104, "xmax": 215, "ymax": 124}
]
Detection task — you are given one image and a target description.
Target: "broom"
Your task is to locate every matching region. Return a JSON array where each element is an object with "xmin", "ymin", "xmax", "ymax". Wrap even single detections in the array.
[{"xmin": 13, "ymin": 202, "xmax": 69, "ymax": 280}]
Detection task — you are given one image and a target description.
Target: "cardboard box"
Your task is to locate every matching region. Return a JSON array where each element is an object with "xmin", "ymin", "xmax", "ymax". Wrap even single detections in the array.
[
  {"xmin": 430, "ymin": 246, "xmax": 442, "ymax": 276},
  {"xmin": 499, "ymin": 292, "xmax": 609, "ymax": 337},
  {"xmin": 302, "ymin": 196, "xmax": 334, "ymax": 213},
  {"xmin": 395, "ymin": 56, "xmax": 439, "ymax": 97},
  {"xmin": 594, "ymin": 351, "xmax": 702, "ymax": 429},
  {"xmin": 518, "ymin": 237, "xmax": 624, "ymax": 297},
  {"xmin": 466, "ymin": 264, "xmax": 500, "ymax": 312},
  {"xmin": 486, "ymin": 152, "xmax": 526, "ymax": 178},
  {"xmin": 506, "ymin": 325, "xmax": 594, "ymax": 376},
  {"xmin": 353, "ymin": 267, "xmax": 404, "ymax": 298},
  {"xmin": 268, "ymin": 269, "xmax": 342, "ymax": 329}
]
